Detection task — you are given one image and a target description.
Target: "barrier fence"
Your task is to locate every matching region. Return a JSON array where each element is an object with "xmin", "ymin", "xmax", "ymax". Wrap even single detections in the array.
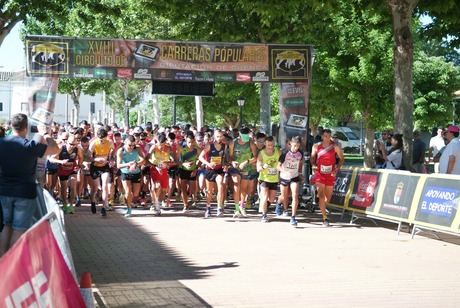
[
  {"xmin": 329, "ymin": 168, "xmax": 460, "ymax": 237},
  {"xmin": 0, "ymin": 186, "xmax": 84, "ymax": 307}
]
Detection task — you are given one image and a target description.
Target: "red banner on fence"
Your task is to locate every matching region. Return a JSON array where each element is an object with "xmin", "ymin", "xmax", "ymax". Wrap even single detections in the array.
[{"xmin": 0, "ymin": 220, "xmax": 84, "ymax": 307}]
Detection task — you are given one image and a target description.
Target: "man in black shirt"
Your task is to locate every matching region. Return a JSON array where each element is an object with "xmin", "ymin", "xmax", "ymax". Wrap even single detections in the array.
[
  {"xmin": 0, "ymin": 114, "xmax": 59, "ymax": 256},
  {"xmin": 412, "ymin": 130, "xmax": 426, "ymax": 173}
]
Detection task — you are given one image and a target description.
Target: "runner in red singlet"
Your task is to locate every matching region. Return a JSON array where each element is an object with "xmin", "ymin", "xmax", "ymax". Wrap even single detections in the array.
[{"xmin": 310, "ymin": 129, "xmax": 344, "ymax": 226}]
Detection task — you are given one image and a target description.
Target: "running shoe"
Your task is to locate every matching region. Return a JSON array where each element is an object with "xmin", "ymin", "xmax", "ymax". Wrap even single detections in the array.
[
  {"xmin": 216, "ymin": 208, "xmax": 223, "ymax": 217},
  {"xmin": 108, "ymin": 204, "xmax": 114, "ymax": 211},
  {"xmin": 124, "ymin": 208, "xmax": 132, "ymax": 217},
  {"xmin": 261, "ymin": 214, "xmax": 269, "ymax": 223},
  {"xmin": 150, "ymin": 204, "xmax": 161, "ymax": 216},
  {"xmin": 239, "ymin": 207, "xmax": 247, "ymax": 217},
  {"xmin": 204, "ymin": 207, "xmax": 211, "ymax": 218},
  {"xmin": 282, "ymin": 211, "xmax": 289, "ymax": 217},
  {"xmin": 233, "ymin": 211, "xmax": 241, "ymax": 218},
  {"xmin": 275, "ymin": 204, "xmax": 283, "ymax": 216},
  {"xmin": 182, "ymin": 207, "xmax": 189, "ymax": 213},
  {"xmin": 75, "ymin": 198, "xmax": 81, "ymax": 207},
  {"xmin": 290, "ymin": 216, "xmax": 298, "ymax": 226},
  {"xmin": 91, "ymin": 202, "xmax": 97, "ymax": 214},
  {"xmin": 323, "ymin": 218, "xmax": 330, "ymax": 227},
  {"xmin": 101, "ymin": 207, "xmax": 107, "ymax": 217}
]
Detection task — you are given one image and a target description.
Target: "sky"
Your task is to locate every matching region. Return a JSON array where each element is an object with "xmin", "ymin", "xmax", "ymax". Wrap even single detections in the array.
[{"xmin": 0, "ymin": 22, "xmax": 25, "ymax": 71}]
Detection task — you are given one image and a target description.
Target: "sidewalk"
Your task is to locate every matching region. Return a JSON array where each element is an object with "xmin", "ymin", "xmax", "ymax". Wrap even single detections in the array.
[{"xmin": 66, "ymin": 202, "xmax": 460, "ymax": 307}]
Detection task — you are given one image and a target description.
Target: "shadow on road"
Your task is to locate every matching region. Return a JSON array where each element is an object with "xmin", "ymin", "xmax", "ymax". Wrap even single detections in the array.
[{"xmin": 66, "ymin": 205, "xmax": 237, "ymax": 307}]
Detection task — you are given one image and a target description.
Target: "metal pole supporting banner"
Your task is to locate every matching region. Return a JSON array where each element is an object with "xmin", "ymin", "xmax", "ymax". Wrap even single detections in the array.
[{"xmin": 195, "ymin": 96, "xmax": 203, "ymax": 131}]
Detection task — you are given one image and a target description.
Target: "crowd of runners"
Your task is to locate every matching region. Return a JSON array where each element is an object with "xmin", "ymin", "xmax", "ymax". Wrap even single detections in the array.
[
  {"xmin": 13, "ymin": 116, "xmax": 459, "ymax": 228},
  {"xmin": 11, "ymin": 120, "xmax": 344, "ymax": 227}
]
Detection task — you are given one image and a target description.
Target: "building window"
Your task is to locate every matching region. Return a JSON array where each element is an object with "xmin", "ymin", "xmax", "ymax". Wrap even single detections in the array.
[
  {"xmin": 21, "ymin": 103, "xmax": 29, "ymax": 114},
  {"xmin": 90, "ymin": 102, "xmax": 95, "ymax": 114},
  {"xmin": 0, "ymin": 102, "xmax": 3, "ymax": 112}
]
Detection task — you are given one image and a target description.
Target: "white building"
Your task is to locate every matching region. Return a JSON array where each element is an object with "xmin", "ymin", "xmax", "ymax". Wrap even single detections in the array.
[{"xmin": 0, "ymin": 70, "xmax": 113, "ymax": 125}]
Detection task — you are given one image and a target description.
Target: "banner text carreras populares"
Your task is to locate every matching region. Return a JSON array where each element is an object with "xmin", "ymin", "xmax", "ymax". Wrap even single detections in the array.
[{"xmin": 25, "ymin": 36, "xmax": 312, "ymax": 82}]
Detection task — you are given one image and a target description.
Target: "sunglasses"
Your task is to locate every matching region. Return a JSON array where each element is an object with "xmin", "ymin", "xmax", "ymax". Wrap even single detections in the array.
[
  {"xmin": 129, "ymin": 144, "xmax": 136, "ymax": 147},
  {"xmin": 69, "ymin": 143, "xmax": 78, "ymax": 146}
]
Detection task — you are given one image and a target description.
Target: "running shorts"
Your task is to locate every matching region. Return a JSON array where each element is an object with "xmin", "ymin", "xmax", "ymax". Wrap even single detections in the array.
[
  {"xmin": 311, "ymin": 172, "xmax": 335, "ymax": 186},
  {"xmin": 150, "ymin": 167, "xmax": 169, "ymax": 189}
]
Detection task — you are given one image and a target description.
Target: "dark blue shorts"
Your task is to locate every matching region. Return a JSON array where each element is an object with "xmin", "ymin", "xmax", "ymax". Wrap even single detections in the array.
[
  {"xmin": 0, "ymin": 196, "xmax": 36, "ymax": 231},
  {"xmin": 227, "ymin": 168, "xmax": 257, "ymax": 180}
]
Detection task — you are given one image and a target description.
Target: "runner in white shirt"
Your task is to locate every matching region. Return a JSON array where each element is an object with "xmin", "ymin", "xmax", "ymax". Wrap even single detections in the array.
[{"xmin": 277, "ymin": 136, "xmax": 303, "ymax": 226}]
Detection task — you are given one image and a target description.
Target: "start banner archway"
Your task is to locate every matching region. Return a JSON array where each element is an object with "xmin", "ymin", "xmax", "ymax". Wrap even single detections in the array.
[
  {"xmin": 24, "ymin": 35, "xmax": 313, "ymax": 151},
  {"xmin": 25, "ymin": 36, "xmax": 312, "ymax": 83}
]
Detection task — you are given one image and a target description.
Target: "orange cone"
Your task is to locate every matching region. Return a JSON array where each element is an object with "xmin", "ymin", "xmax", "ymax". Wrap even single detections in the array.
[{"xmin": 80, "ymin": 272, "xmax": 95, "ymax": 308}]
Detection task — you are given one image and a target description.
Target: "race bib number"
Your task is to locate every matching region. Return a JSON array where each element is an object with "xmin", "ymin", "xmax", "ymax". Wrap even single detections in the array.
[
  {"xmin": 285, "ymin": 161, "xmax": 299, "ymax": 170},
  {"xmin": 210, "ymin": 156, "xmax": 222, "ymax": 165},
  {"xmin": 320, "ymin": 165, "xmax": 333, "ymax": 174},
  {"xmin": 268, "ymin": 168, "xmax": 278, "ymax": 175}
]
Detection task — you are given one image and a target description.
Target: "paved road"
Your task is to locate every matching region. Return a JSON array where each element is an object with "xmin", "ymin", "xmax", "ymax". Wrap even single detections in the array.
[{"xmin": 66, "ymin": 202, "xmax": 460, "ymax": 307}]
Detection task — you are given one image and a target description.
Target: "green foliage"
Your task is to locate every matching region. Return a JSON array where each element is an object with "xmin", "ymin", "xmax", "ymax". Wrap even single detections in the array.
[
  {"xmin": 106, "ymin": 80, "xmax": 150, "ymax": 118},
  {"xmin": 418, "ymin": 1, "xmax": 460, "ymax": 48},
  {"xmin": 413, "ymin": 52, "xmax": 460, "ymax": 129},
  {"xmin": 310, "ymin": 1, "xmax": 394, "ymax": 130}
]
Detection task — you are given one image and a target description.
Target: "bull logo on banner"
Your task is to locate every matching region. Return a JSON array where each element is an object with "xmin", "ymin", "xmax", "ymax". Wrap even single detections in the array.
[
  {"xmin": 271, "ymin": 48, "xmax": 308, "ymax": 80},
  {"xmin": 28, "ymin": 41, "xmax": 69, "ymax": 75},
  {"xmin": 275, "ymin": 51, "xmax": 305, "ymax": 73}
]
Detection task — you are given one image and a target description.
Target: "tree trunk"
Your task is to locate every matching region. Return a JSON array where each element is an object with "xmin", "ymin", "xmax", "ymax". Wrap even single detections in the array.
[
  {"xmin": 70, "ymin": 90, "xmax": 81, "ymax": 125},
  {"xmin": 388, "ymin": 0, "xmax": 418, "ymax": 170},
  {"xmin": 363, "ymin": 113, "xmax": 375, "ymax": 168},
  {"xmin": 0, "ymin": 19, "xmax": 20, "ymax": 47},
  {"xmin": 122, "ymin": 82, "xmax": 130, "ymax": 129},
  {"xmin": 260, "ymin": 83, "xmax": 271, "ymax": 134}
]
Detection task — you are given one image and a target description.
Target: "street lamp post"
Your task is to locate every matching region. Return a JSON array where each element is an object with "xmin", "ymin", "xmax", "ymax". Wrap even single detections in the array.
[
  {"xmin": 237, "ymin": 97, "xmax": 245, "ymax": 128},
  {"xmin": 125, "ymin": 98, "xmax": 131, "ymax": 129}
]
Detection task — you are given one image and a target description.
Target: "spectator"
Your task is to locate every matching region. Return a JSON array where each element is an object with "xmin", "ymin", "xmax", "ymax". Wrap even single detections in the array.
[
  {"xmin": 0, "ymin": 114, "xmax": 59, "ymax": 256},
  {"xmin": 0, "ymin": 126, "xmax": 5, "ymax": 138},
  {"xmin": 314, "ymin": 126, "xmax": 323, "ymax": 143},
  {"xmin": 439, "ymin": 125, "xmax": 460, "ymax": 175},
  {"xmin": 412, "ymin": 130, "xmax": 426, "ymax": 173},
  {"xmin": 429, "ymin": 127, "xmax": 445, "ymax": 172},
  {"xmin": 380, "ymin": 133, "xmax": 403, "ymax": 170}
]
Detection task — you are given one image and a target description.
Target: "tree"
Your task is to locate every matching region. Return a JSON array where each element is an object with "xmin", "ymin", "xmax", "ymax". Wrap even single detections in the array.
[
  {"xmin": 106, "ymin": 80, "xmax": 150, "ymax": 128},
  {"xmin": 0, "ymin": 0, "xmax": 73, "ymax": 46},
  {"xmin": 22, "ymin": 1, "xmax": 174, "ymax": 125},
  {"xmin": 152, "ymin": 0, "xmax": 330, "ymax": 132},
  {"xmin": 413, "ymin": 52, "xmax": 460, "ymax": 129},
  {"xmin": 386, "ymin": 0, "xmax": 460, "ymax": 169},
  {"xmin": 58, "ymin": 79, "xmax": 113, "ymax": 124},
  {"xmin": 306, "ymin": 1, "xmax": 394, "ymax": 166}
]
